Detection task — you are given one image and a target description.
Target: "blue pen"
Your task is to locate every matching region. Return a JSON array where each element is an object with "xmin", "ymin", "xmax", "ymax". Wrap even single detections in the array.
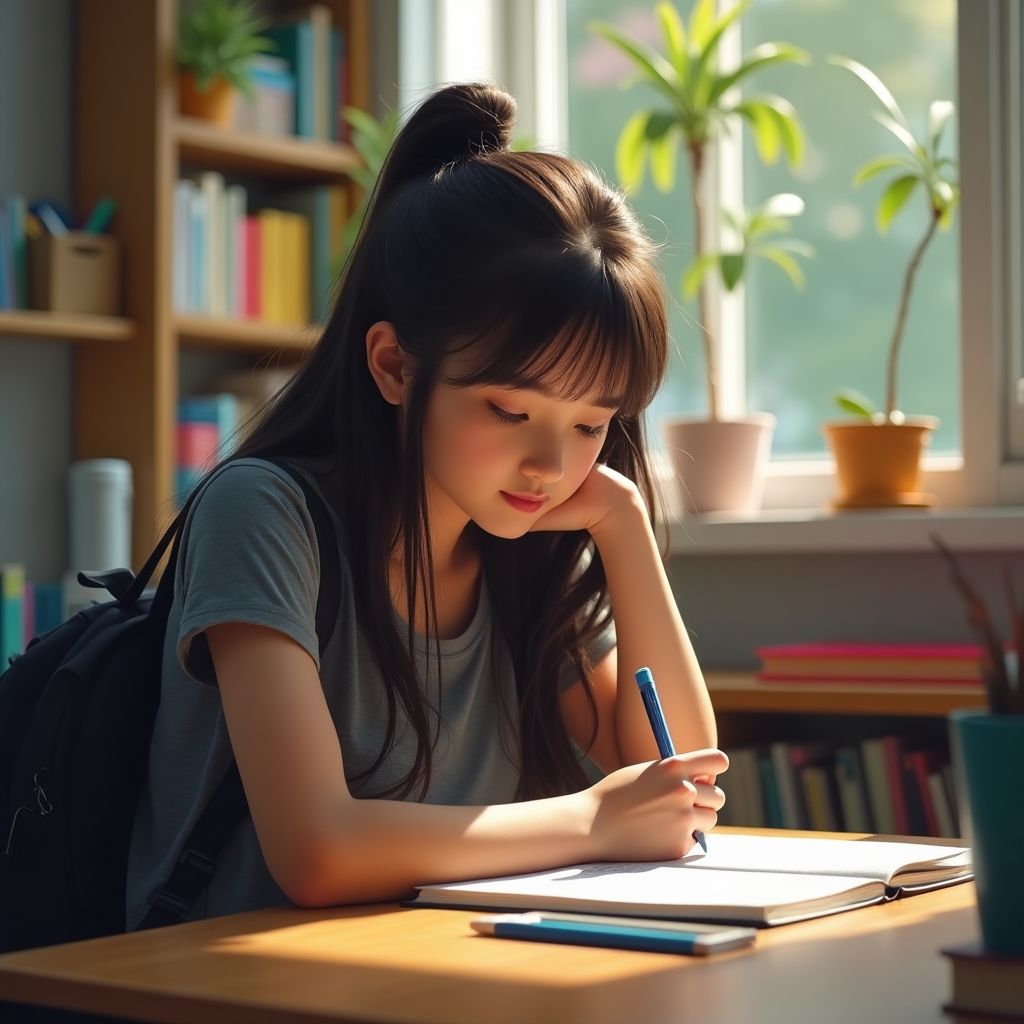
[
  {"xmin": 634, "ymin": 666, "xmax": 707, "ymax": 853},
  {"xmin": 471, "ymin": 912, "xmax": 755, "ymax": 956}
]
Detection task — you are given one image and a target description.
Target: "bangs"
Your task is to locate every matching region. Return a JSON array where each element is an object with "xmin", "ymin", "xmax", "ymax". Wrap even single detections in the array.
[{"xmin": 441, "ymin": 267, "xmax": 665, "ymax": 419}]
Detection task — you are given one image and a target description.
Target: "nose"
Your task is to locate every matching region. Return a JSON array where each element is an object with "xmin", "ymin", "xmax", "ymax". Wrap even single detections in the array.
[{"xmin": 520, "ymin": 430, "xmax": 564, "ymax": 484}]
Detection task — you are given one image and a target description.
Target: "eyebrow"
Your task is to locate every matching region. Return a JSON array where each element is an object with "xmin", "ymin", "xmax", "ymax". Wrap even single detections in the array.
[{"xmin": 503, "ymin": 376, "xmax": 623, "ymax": 410}]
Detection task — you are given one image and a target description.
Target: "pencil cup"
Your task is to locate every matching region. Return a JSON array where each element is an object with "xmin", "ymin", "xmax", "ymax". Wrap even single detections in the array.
[{"xmin": 949, "ymin": 709, "xmax": 1024, "ymax": 954}]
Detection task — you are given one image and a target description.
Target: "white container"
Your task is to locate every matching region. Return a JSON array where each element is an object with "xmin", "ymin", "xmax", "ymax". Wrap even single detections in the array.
[{"xmin": 63, "ymin": 459, "xmax": 133, "ymax": 619}]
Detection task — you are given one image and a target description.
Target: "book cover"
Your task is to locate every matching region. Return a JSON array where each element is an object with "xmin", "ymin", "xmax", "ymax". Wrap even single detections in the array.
[
  {"xmin": 756, "ymin": 643, "xmax": 985, "ymax": 681},
  {"xmin": 1, "ymin": 563, "xmax": 26, "ymax": 668},
  {"xmin": 942, "ymin": 941, "xmax": 1024, "ymax": 1017}
]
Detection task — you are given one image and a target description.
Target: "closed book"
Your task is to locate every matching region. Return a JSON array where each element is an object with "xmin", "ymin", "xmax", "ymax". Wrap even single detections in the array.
[
  {"xmin": 224, "ymin": 184, "xmax": 247, "ymax": 319},
  {"xmin": 755, "ymin": 643, "xmax": 985, "ymax": 682},
  {"xmin": 928, "ymin": 770, "xmax": 957, "ymax": 838},
  {"xmin": 257, "ymin": 209, "xmax": 285, "ymax": 322},
  {"xmin": 179, "ymin": 393, "xmax": 241, "ymax": 456},
  {"xmin": 243, "ymin": 216, "xmax": 261, "ymax": 319},
  {"xmin": 800, "ymin": 765, "xmax": 839, "ymax": 832},
  {"xmin": 860, "ymin": 737, "xmax": 896, "ymax": 835},
  {"xmin": 881, "ymin": 735, "xmax": 910, "ymax": 834},
  {"xmin": 197, "ymin": 172, "xmax": 226, "ymax": 316},
  {"xmin": 275, "ymin": 186, "xmax": 345, "ymax": 322},
  {"xmin": 176, "ymin": 421, "xmax": 219, "ymax": 468},
  {"xmin": 758, "ymin": 753, "xmax": 785, "ymax": 829},
  {"xmin": 835, "ymin": 745, "xmax": 874, "ymax": 833},
  {"xmin": 1, "ymin": 563, "xmax": 26, "ymax": 667},
  {"xmin": 729, "ymin": 747, "xmax": 764, "ymax": 827},
  {"xmin": 941, "ymin": 941, "xmax": 1024, "ymax": 1018},
  {"xmin": 905, "ymin": 748, "xmax": 946, "ymax": 837},
  {"xmin": 769, "ymin": 741, "xmax": 806, "ymax": 829},
  {"xmin": 266, "ymin": 20, "xmax": 315, "ymax": 137}
]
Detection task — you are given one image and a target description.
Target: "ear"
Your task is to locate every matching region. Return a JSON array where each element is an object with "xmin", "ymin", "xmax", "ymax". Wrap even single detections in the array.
[{"xmin": 365, "ymin": 321, "xmax": 411, "ymax": 406}]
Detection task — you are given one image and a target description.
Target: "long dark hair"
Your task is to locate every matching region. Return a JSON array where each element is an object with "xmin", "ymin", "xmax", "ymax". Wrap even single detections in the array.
[{"xmin": 229, "ymin": 83, "xmax": 668, "ymax": 801}]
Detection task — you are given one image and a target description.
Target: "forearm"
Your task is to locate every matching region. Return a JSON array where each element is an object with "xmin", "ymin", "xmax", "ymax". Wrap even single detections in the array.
[
  {"xmin": 592, "ymin": 498, "xmax": 717, "ymax": 764},
  {"xmin": 296, "ymin": 790, "xmax": 594, "ymax": 907}
]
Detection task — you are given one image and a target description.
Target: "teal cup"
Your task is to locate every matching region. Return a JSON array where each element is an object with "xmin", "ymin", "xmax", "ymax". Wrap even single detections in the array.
[{"xmin": 949, "ymin": 709, "xmax": 1024, "ymax": 954}]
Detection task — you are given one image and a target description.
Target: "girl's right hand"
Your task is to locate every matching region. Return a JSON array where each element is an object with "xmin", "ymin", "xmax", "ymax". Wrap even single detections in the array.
[{"xmin": 580, "ymin": 749, "xmax": 729, "ymax": 863}]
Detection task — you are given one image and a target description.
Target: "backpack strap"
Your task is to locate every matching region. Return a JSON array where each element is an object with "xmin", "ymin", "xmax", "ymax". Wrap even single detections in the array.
[{"xmin": 137, "ymin": 460, "xmax": 341, "ymax": 930}]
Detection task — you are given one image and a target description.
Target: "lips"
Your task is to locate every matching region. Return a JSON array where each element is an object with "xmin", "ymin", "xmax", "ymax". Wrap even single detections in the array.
[{"xmin": 501, "ymin": 491, "xmax": 548, "ymax": 513}]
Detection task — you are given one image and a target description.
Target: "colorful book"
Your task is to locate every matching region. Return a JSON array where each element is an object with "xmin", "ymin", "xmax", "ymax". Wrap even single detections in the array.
[
  {"xmin": 755, "ymin": 643, "xmax": 985, "ymax": 683},
  {"xmin": 834, "ymin": 746, "xmax": 874, "ymax": 833},
  {"xmin": 1, "ymin": 563, "xmax": 26, "ymax": 668},
  {"xmin": 860, "ymin": 737, "xmax": 896, "ymax": 835},
  {"xmin": 266, "ymin": 19, "xmax": 315, "ymax": 138}
]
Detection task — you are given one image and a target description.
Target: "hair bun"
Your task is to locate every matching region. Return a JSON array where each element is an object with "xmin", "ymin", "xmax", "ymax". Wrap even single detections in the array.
[{"xmin": 375, "ymin": 83, "xmax": 517, "ymax": 195}]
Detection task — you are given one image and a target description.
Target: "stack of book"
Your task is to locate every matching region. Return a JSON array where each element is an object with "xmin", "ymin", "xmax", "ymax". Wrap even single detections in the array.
[
  {"xmin": 264, "ymin": 3, "xmax": 349, "ymax": 142},
  {"xmin": 176, "ymin": 394, "xmax": 242, "ymax": 501},
  {"xmin": 718, "ymin": 734, "xmax": 961, "ymax": 838},
  {"xmin": 942, "ymin": 942, "xmax": 1024, "ymax": 1022},
  {"xmin": 754, "ymin": 643, "xmax": 986, "ymax": 687},
  {"xmin": 172, "ymin": 172, "xmax": 347, "ymax": 325}
]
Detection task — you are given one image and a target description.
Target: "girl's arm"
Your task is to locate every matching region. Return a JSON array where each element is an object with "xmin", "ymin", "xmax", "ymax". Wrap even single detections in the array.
[
  {"xmin": 205, "ymin": 621, "xmax": 725, "ymax": 908},
  {"xmin": 589, "ymin": 490, "xmax": 718, "ymax": 766},
  {"xmin": 538, "ymin": 466, "xmax": 718, "ymax": 768}
]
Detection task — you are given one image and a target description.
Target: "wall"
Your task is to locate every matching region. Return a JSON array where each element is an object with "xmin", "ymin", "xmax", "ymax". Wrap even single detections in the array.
[{"xmin": 0, "ymin": 0, "xmax": 75, "ymax": 584}]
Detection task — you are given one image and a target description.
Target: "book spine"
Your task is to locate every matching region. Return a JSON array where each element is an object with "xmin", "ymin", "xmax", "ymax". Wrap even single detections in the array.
[
  {"xmin": 770, "ymin": 741, "xmax": 806, "ymax": 829},
  {"xmin": 758, "ymin": 753, "xmax": 785, "ymax": 829},
  {"xmin": 1, "ymin": 563, "xmax": 26, "ymax": 667},
  {"xmin": 835, "ymin": 746, "xmax": 874, "ymax": 833},
  {"xmin": 927, "ymin": 771, "xmax": 956, "ymax": 838},
  {"xmin": 860, "ymin": 737, "xmax": 896, "ymax": 834},
  {"xmin": 881, "ymin": 736, "xmax": 910, "ymax": 834},
  {"xmin": 244, "ymin": 216, "xmax": 261, "ymax": 320}
]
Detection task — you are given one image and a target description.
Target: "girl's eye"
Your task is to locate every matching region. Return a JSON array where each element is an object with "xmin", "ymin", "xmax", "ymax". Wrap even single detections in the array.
[
  {"xmin": 486, "ymin": 401, "xmax": 527, "ymax": 424},
  {"xmin": 577, "ymin": 423, "xmax": 607, "ymax": 439}
]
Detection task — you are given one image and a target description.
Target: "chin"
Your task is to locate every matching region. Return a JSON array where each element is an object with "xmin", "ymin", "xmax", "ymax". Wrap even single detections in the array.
[{"xmin": 470, "ymin": 512, "xmax": 533, "ymax": 541}]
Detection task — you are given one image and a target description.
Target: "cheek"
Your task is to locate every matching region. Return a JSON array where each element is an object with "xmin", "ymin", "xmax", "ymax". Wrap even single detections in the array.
[{"xmin": 425, "ymin": 406, "xmax": 507, "ymax": 475}]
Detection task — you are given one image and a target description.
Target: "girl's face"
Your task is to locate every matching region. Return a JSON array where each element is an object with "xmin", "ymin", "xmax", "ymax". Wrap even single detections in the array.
[{"xmin": 421, "ymin": 355, "xmax": 620, "ymax": 540}]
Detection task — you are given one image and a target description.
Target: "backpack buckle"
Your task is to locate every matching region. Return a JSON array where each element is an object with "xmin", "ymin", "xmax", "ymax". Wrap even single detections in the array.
[{"xmin": 146, "ymin": 848, "xmax": 216, "ymax": 921}]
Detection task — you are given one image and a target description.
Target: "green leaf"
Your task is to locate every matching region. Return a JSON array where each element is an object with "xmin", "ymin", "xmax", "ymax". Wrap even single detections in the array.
[
  {"xmin": 644, "ymin": 111, "xmax": 676, "ymax": 140},
  {"xmin": 927, "ymin": 99, "xmax": 955, "ymax": 155},
  {"xmin": 835, "ymin": 389, "xmax": 877, "ymax": 418},
  {"xmin": 681, "ymin": 253, "xmax": 718, "ymax": 298},
  {"xmin": 827, "ymin": 55, "xmax": 910, "ymax": 131},
  {"xmin": 588, "ymin": 22, "xmax": 680, "ymax": 109},
  {"xmin": 763, "ymin": 98, "xmax": 805, "ymax": 166},
  {"xmin": 734, "ymin": 100, "xmax": 780, "ymax": 164},
  {"xmin": 720, "ymin": 252, "xmax": 745, "ymax": 290},
  {"xmin": 708, "ymin": 42, "xmax": 810, "ymax": 107},
  {"xmin": 688, "ymin": 0, "xmax": 717, "ymax": 50},
  {"xmin": 688, "ymin": 0, "xmax": 752, "ymax": 109},
  {"xmin": 655, "ymin": 2, "xmax": 689, "ymax": 82},
  {"xmin": 615, "ymin": 110, "xmax": 651, "ymax": 193},
  {"xmin": 757, "ymin": 245, "xmax": 806, "ymax": 289},
  {"xmin": 871, "ymin": 111, "xmax": 926, "ymax": 161},
  {"xmin": 648, "ymin": 129, "xmax": 678, "ymax": 192},
  {"xmin": 852, "ymin": 153, "xmax": 917, "ymax": 187},
  {"xmin": 876, "ymin": 174, "xmax": 919, "ymax": 233}
]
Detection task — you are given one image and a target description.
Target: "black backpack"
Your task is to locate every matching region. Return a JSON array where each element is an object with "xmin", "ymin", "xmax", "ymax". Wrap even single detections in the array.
[{"xmin": 0, "ymin": 460, "xmax": 339, "ymax": 953}]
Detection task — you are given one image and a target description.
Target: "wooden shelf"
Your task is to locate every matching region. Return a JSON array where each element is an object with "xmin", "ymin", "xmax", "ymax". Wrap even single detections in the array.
[
  {"xmin": 0, "ymin": 309, "xmax": 135, "ymax": 343},
  {"xmin": 705, "ymin": 671, "xmax": 987, "ymax": 717},
  {"xmin": 176, "ymin": 117, "xmax": 362, "ymax": 183},
  {"xmin": 176, "ymin": 314, "xmax": 320, "ymax": 353}
]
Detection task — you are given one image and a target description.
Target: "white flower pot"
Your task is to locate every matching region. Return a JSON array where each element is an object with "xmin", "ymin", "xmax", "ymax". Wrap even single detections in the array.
[{"xmin": 661, "ymin": 413, "xmax": 776, "ymax": 516}]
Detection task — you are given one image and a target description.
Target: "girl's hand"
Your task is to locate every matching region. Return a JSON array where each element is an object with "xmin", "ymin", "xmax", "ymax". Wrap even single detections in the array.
[
  {"xmin": 529, "ymin": 463, "xmax": 642, "ymax": 537},
  {"xmin": 578, "ymin": 749, "xmax": 728, "ymax": 862}
]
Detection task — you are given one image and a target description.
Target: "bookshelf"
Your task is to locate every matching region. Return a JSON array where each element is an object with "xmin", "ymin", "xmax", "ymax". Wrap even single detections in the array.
[
  {"xmin": 0, "ymin": 310, "xmax": 136, "ymax": 344},
  {"xmin": 71, "ymin": 0, "xmax": 369, "ymax": 564}
]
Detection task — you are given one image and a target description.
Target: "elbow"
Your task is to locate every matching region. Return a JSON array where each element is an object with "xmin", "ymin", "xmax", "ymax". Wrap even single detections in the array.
[{"xmin": 271, "ymin": 831, "xmax": 380, "ymax": 909}]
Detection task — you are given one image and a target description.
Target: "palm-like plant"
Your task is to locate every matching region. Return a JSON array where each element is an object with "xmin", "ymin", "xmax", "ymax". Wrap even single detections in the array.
[
  {"xmin": 590, "ymin": 0, "xmax": 809, "ymax": 420},
  {"xmin": 829, "ymin": 56, "xmax": 959, "ymax": 422},
  {"xmin": 178, "ymin": 0, "xmax": 275, "ymax": 98}
]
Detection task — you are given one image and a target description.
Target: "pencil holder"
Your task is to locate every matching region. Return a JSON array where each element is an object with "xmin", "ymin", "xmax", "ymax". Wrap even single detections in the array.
[
  {"xmin": 30, "ymin": 232, "xmax": 122, "ymax": 316},
  {"xmin": 949, "ymin": 709, "xmax": 1024, "ymax": 954}
]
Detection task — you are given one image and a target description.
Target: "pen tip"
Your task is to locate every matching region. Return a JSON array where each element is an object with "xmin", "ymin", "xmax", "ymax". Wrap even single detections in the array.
[{"xmin": 695, "ymin": 831, "xmax": 707, "ymax": 853}]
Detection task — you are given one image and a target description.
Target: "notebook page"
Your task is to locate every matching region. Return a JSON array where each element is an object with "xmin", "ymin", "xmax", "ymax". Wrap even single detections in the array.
[
  {"xmin": 679, "ymin": 833, "xmax": 970, "ymax": 884},
  {"xmin": 420, "ymin": 861, "xmax": 883, "ymax": 923}
]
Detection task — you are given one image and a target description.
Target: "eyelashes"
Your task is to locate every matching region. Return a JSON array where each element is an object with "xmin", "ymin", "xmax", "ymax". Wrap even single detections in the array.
[{"xmin": 485, "ymin": 401, "xmax": 607, "ymax": 439}]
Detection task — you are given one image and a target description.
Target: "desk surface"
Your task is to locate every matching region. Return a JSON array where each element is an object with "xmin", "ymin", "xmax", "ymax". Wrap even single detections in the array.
[{"xmin": 0, "ymin": 833, "xmax": 977, "ymax": 1024}]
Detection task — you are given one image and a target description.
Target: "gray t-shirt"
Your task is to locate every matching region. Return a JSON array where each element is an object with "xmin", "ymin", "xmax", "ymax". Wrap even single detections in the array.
[{"xmin": 125, "ymin": 458, "xmax": 614, "ymax": 928}]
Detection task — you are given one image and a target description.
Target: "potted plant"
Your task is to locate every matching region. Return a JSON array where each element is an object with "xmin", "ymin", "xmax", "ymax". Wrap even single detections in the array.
[
  {"xmin": 824, "ymin": 56, "xmax": 959, "ymax": 509},
  {"xmin": 934, "ymin": 536, "xmax": 1023, "ymax": 955},
  {"xmin": 177, "ymin": 0, "xmax": 276, "ymax": 128},
  {"xmin": 590, "ymin": 0, "xmax": 809, "ymax": 514}
]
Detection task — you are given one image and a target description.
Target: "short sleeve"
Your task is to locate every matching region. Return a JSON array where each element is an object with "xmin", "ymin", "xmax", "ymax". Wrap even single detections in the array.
[
  {"xmin": 558, "ymin": 599, "xmax": 617, "ymax": 692},
  {"xmin": 175, "ymin": 460, "xmax": 321, "ymax": 685}
]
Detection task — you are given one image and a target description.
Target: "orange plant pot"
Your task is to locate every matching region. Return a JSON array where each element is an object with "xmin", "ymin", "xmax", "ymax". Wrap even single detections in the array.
[
  {"xmin": 178, "ymin": 70, "xmax": 236, "ymax": 127},
  {"xmin": 822, "ymin": 417, "xmax": 939, "ymax": 509}
]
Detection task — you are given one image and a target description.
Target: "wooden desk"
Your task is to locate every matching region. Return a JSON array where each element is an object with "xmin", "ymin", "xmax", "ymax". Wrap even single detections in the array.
[{"xmin": 0, "ymin": 834, "xmax": 977, "ymax": 1024}]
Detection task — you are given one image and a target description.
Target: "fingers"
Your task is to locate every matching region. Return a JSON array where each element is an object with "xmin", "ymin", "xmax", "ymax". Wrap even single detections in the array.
[{"xmin": 669, "ymin": 748, "xmax": 730, "ymax": 776}]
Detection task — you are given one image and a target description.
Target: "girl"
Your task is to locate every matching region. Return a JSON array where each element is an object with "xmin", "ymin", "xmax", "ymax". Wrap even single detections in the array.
[{"xmin": 126, "ymin": 82, "xmax": 727, "ymax": 925}]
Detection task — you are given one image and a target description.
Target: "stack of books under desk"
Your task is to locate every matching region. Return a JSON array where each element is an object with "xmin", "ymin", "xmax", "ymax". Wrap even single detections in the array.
[{"xmin": 942, "ymin": 942, "xmax": 1024, "ymax": 1022}]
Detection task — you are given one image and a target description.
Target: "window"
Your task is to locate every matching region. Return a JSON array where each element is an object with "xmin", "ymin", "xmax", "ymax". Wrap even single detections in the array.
[{"xmin": 398, "ymin": 0, "xmax": 1024, "ymax": 507}]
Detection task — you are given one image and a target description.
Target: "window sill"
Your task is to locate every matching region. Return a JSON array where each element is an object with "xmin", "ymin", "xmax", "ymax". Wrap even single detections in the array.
[{"xmin": 662, "ymin": 506, "xmax": 1024, "ymax": 554}]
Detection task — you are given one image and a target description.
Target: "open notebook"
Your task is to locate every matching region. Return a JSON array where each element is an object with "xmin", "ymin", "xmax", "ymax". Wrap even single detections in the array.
[{"xmin": 408, "ymin": 834, "xmax": 972, "ymax": 927}]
